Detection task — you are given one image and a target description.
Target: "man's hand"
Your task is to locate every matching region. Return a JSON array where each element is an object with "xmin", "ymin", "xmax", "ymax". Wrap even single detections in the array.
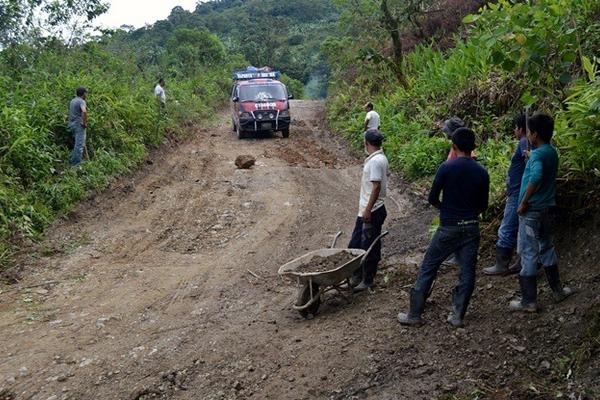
[
  {"xmin": 517, "ymin": 201, "xmax": 528, "ymax": 215},
  {"xmin": 362, "ymin": 209, "xmax": 372, "ymax": 223}
]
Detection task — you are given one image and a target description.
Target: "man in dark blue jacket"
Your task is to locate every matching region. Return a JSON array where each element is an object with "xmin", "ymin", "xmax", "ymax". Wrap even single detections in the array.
[
  {"xmin": 484, "ymin": 114, "xmax": 529, "ymax": 275},
  {"xmin": 398, "ymin": 128, "xmax": 490, "ymax": 328}
]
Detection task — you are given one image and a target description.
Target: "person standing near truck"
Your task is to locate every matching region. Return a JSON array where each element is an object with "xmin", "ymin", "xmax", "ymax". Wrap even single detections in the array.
[{"xmin": 68, "ymin": 87, "xmax": 88, "ymax": 166}]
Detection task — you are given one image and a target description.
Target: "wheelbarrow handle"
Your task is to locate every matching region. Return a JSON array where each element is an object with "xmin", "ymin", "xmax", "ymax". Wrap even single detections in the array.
[
  {"xmin": 331, "ymin": 231, "xmax": 343, "ymax": 248},
  {"xmin": 360, "ymin": 230, "xmax": 389, "ymax": 266}
]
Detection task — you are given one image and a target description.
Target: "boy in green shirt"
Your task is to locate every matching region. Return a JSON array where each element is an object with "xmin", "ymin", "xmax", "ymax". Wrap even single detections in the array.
[{"xmin": 510, "ymin": 113, "xmax": 574, "ymax": 312}]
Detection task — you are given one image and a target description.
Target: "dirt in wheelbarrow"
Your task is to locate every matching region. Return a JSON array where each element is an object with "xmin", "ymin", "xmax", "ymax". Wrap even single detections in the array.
[
  {"xmin": 1, "ymin": 100, "xmax": 599, "ymax": 400},
  {"xmin": 297, "ymin": 251, "xmax": 358, "ymax": 274}
]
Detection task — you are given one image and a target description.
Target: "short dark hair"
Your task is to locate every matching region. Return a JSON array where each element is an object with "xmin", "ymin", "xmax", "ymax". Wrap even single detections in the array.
[
  {"xmin": 451, "ymin": 127, "xmax": 476, "ymax": 153},
  {"xmin": 158, "ymin": 78, "xmax": 165, "ymax": 84},
  {"xmin": 514, "ymin": 114, "xmax": 527, "ymax": 131},
  {"xmin": 365, "ymin": 102, "xmax": 374, "ymax": 110},
  {"xmin": 76, "ymin": 87, "xmax": 87, "ymax": 97},
  {"xmin": 364, "ymin": 129, "xmax": 383, "ymax": 147},
  {"xmin": 528, "ymin": 113, "xmax": 554, "ymax": 142}
]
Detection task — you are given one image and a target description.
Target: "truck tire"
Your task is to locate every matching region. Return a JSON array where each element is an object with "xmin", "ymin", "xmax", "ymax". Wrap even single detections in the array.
[{"xmin": 281, "ymin": 129, "xmax": 289, "ymax": 138}]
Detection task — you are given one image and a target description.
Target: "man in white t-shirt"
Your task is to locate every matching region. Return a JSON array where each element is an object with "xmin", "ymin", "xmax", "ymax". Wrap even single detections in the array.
[
  {"xmin": 364, "ymin": 102, "xmax": 380, "ymax": 131},
  {"xmin": 154, "ymin": 78, "xmax": 166, "ymax": 106},
  {"xmin": 348, "ymin": 129, "xmax": 389, "ymax": 291}
]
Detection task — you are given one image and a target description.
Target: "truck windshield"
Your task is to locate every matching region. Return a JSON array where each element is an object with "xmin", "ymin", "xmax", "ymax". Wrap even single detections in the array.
[{"xmin": 240, "ymin": 84, "xmax": 287, "ymax": 102}]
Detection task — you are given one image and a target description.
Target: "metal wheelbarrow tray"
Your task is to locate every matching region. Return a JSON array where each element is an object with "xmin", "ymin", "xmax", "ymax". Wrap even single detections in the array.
[{"xmin": 278, "ymin": 231, "xmax": 388, "ymax": 318}]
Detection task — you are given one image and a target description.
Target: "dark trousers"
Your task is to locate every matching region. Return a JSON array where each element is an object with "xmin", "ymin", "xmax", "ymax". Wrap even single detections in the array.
[
  {"xmin": 348, "ymin": 206, "xmax": 387, "ymax": 285},
  {"xmin": 414, "ymin": 224, "xmax": 480, "ymax": 317}
]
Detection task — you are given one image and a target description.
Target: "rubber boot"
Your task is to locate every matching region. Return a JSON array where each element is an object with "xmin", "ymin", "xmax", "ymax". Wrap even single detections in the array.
[
  {"xmin": 483, "ymin": 247, "xmax": 512, "ymax": 276},
  {"xmin": 509, "ymin": 275, "xmax": 538, "ymax": 312},
  {"xmin": 447, "ymin": 308, "xmax": 464, "ymax": 328},
  {"xmin": 544, "ymin": 265, "xmax": 575, "ymax": 302},
  {"xmin": 507, "ymin": 255, "xmax": 521, "ymax": 274},
  {"xmin": 398, "ymin": 289, "xmax": 426, "ymax": 326},
  {"xmin": 447, "ymin": 286, "xmax": 471, "ymax": 328},
  {"xmin": 353, "ymin": 281, "xmax": 372, "ymax": 292}
]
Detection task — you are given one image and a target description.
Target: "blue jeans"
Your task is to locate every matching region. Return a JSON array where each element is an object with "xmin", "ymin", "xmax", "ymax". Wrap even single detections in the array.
[
  {"xmin": 348, "ymin": 206, "xmax": 387, "ymax": 285},
  {"xmin": 414, "ymin": 224, "xmax": 480, "ymax": 317},
  {"xmin": 69, "ymin": 124, "xmax": 86, "ymax": 166},
  {"xmin": 496, "ymin": 192, "xmax": 519, "ymax": 250},
  {"xmin": 517, "ymin": 209, "xmax": 558, "ymax": 277}
]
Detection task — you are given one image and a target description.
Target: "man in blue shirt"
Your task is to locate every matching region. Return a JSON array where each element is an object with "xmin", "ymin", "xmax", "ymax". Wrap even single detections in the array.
[
  {"xmin": 484, "ymin": 114, "xmax": 528, "ymax": 275},
  {"xmin": 510, "ymin": 113, "xmax": 574, "ymax": 312},
  {"xmin": 398, "ymin": 128, "xmax": 490, "ymax": 327}
]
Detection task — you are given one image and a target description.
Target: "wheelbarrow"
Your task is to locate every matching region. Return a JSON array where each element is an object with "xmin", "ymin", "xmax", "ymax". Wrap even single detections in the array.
[{"xmin": 278, "ymin": 231, "xmax": 389, "ymax": 318}]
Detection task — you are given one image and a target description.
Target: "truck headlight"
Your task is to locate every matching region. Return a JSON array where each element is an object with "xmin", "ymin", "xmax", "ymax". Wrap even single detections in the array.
[
  {"xmin": 279, "ymin": 110, "xmax": 290, "ymax": 118},
  {"xmin": 239, "ymin": 112, "xmax": 252, "ymax": 118}
]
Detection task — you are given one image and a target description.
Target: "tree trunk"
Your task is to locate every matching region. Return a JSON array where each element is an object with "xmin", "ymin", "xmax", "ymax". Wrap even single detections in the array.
[{"xmin": 380, "ymin": 0, "xmax": 407, "ymax": 87}]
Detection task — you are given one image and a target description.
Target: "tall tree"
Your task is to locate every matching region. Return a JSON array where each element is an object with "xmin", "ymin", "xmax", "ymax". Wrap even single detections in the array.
[
  {"xmin": 0, "ymin": 0, "xmax": 109, "ymax": 46},
  {"xmin": 334, "ymin": 0, "xmax": 437, "ymax": 86}
]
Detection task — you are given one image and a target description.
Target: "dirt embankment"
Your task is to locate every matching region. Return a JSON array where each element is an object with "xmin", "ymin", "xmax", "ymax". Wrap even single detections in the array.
[{"xmin": 0, "ymin": 100, "xmax": 598, "ymax": 400}]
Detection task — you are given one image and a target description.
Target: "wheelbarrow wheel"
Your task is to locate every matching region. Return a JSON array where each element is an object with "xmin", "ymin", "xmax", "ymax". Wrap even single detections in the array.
[{"xmin": 296, "ymin": 282, "xmax": 320, "ymax": 318}]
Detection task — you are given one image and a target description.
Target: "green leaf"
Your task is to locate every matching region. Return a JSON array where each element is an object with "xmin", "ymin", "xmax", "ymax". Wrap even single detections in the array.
[
  {"xmin": 582, "ymin": 55, "xmax": 595, "ymax": 81},
  {"xmin": 520, "ymin": 91, "xmax": 538, "ymax": 107},
  {"xmin": 502, "ymin": 59, "xmax": 517, "ymax": 71},
  {"xmin": 491, "ymin": 50, "xmax": 505, "ymax": 65},
  {"xmin": 462, "ymin": 14, "xmax": 480, "ymax": 24},
  {"xmin": 559, "ymin": 73, "xmax": 572, "ymax": 84},
  {"xmin": 562, "ymin": 52, "xmax": 577, "ymax": 63}
]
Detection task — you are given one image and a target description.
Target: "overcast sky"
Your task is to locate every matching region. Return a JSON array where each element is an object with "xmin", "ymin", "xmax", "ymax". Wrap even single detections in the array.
[{"xmin": 95, "ymin": 0, "xmax": 200, "ymax": 29}]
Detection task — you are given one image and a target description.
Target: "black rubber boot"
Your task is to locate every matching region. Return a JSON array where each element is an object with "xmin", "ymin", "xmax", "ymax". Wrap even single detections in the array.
[
  {"xmin": 544, "ymin": 265, "xmax": 575, "ymax": 302},
  {"xmin": 398, "ymin": 289, "xmax": 426, "ymax": 326},
  {"xmin": 483, "ymin": 247, "xmax": 512, "ymax": 276},
  {"xmin": 507, "ymin": 255, "xmax": 521, "ymax": 274},
  {"xmin": 509, "ymin": 275, "xmax": 538, "ymax": 312},
  {"xmin": 447, "ymin": 286, "xmax": 473, "ymax": 328}
]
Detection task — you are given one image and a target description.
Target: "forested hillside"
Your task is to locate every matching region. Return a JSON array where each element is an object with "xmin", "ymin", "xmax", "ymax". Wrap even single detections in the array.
[
  {"xmin": 118, "ymin": 0, "xmax": 338, "ymax": 98},
  {"xmin": 0, "ymin": 1, "xmax": 240, "ymax": 273},
  {"xmin": 0, "ymin": 0, "xmax": 341, "ymax": 273},
  {"xmin": 3, "ymin": 0, "xmax": 600, "ymax": 275},
  {"xmin": 325, "ymin": 0, "xmax": 600, "ymax": 207}
]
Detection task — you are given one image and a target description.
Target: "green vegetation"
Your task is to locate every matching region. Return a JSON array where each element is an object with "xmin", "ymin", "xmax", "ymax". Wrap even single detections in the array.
[
  {"xmin": 325, "ymin": 0, "xmax": 600, "ymax": 201},
  {"xmin": 0, "ymin": 0, "xmax": 337, "ymax": 273},
  {"xmin": 121, "ymin": 0, "xmax": 338, "ymax": 98},
  {"xmin": 0, "ymin": 6, "xmax": 239, "ymax": 272}
]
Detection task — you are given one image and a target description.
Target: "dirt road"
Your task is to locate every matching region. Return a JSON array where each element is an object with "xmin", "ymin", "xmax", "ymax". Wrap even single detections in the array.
[
  {"xmin": 1, "ymin": 101, "xmax": 598, "ymax": 400},
  {"xmin": 0, "ymin": 101, "xmax": 422, "ymax": 399}
]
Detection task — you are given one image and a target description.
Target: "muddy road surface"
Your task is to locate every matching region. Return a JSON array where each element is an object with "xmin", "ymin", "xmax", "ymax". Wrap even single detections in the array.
[
  {"xmin": 2, "ymin": 101, "xmax": 597, "ymax": 400},
  {"xmin": 0, "ymin": 101, "xmax": 422, "ymax": 399}
]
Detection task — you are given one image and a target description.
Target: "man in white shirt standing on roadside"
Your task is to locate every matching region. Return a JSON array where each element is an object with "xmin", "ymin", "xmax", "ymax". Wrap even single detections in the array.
[
  {"xmin": 348, "ymin": 129, "xmax": 389, "ymax": 291},
  {"xmin": 364, "ymin": 102, "xmax": 380, "ymax": 131},
  {"xmin": 154, "ymin": 78, "xmax": 166, "ymax": 107}
]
